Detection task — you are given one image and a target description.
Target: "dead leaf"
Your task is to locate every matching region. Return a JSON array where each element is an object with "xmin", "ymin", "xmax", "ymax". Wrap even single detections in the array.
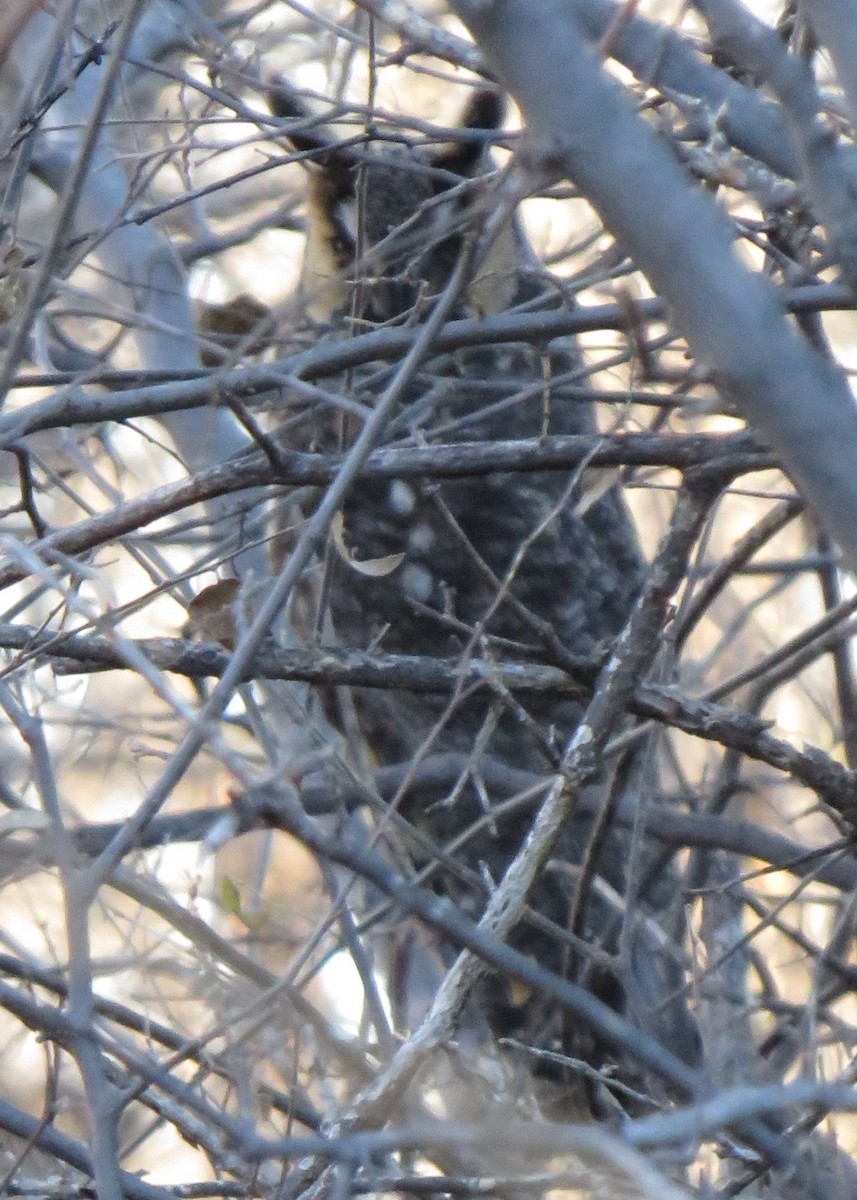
[
  {"xmin": 575, "ymin": 468, "xmax": 623, "ymax": 517},
  {"xmin": 187, "ymin": 578, "xmax": 241, "ymax": 649},
  {"xmin": 330, "ymin": 510, "xmax": 404, "ymax": 577}
]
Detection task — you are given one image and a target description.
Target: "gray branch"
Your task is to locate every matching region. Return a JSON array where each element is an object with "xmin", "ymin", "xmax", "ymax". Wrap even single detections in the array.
[{"xmin": 449, "ymin": 0, "xmax": 857, "ymax": 569}]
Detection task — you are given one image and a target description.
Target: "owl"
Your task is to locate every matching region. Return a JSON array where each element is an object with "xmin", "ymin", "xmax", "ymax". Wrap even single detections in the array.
[{"xmin": 269, "ymin": 79, "xmax": 698, "ymax": 1086}]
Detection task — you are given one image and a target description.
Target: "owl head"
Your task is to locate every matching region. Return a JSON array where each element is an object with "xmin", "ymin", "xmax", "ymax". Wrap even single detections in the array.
[{"xmin": 268, "ymin": 82, "xmax": 522, "ymax": 324}]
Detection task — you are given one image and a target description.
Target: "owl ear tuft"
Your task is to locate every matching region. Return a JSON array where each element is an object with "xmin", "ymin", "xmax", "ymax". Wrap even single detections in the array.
[
  {"xmin": 430, "ymin": 88, "xmax": 506, "ymax": 179},
  {"xmin": 266, "ymin": 76, "xmax": 356, "ymax": 184}
]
